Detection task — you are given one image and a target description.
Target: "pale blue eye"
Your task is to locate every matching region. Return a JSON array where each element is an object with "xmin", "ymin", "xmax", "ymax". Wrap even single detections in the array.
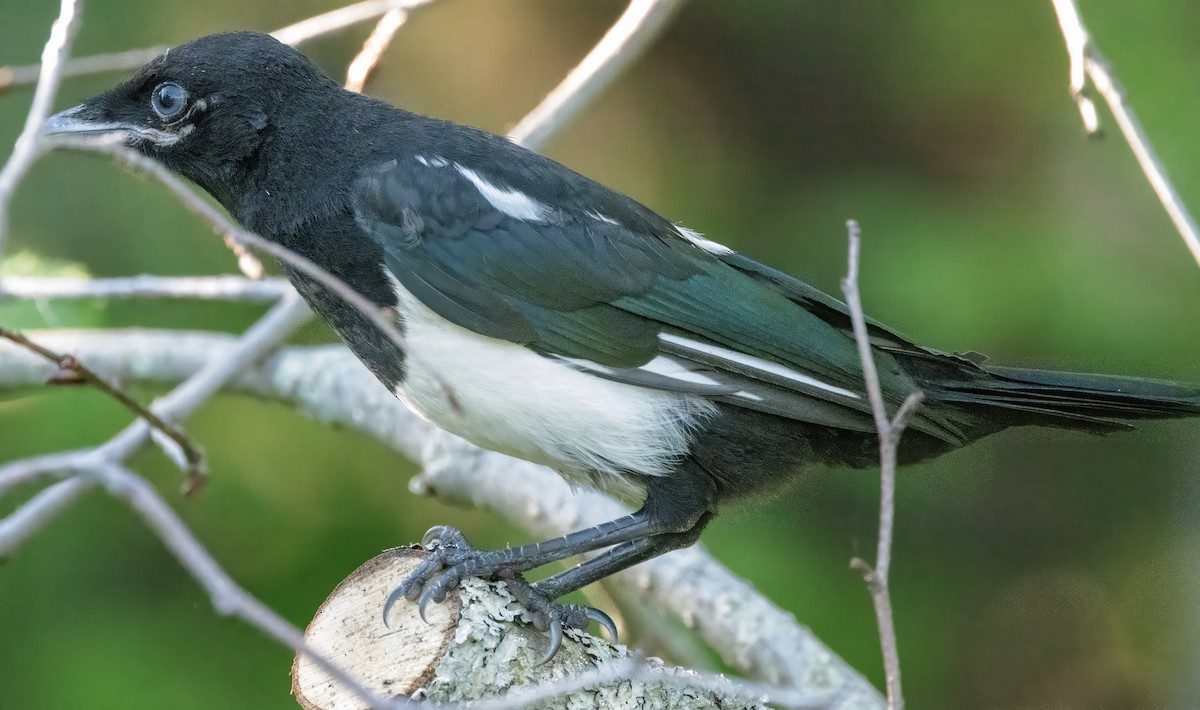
[{"xmin": 151, "ymin": 82, "xmax": 188, "ymax": 120}]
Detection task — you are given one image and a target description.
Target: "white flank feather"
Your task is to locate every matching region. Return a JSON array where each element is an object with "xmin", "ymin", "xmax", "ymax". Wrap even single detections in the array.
[{"xmin": 385, "ymin": 272, "xmax": 715, "ymax": 498}]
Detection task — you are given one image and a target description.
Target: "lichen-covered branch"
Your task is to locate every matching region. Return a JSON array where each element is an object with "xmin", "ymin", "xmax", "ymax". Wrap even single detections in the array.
[{"xmin": 295, "ymin": 548, "xmax": 821, "ymax": 709}]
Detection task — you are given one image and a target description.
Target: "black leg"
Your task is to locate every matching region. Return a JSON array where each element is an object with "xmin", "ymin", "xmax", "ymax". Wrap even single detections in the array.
[
  {"xmin": 534, "ymin": 512, "xmax": 713, "ymax": 601},
  {"xmin": 387, "ymin": 510, "xmax": 659, "ymax": 616}
]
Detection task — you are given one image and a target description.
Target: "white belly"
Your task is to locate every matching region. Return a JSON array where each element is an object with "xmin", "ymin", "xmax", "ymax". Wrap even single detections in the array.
[{"xmin": 386, "ymin": 275, "xmax": 714, "ymax": 499}]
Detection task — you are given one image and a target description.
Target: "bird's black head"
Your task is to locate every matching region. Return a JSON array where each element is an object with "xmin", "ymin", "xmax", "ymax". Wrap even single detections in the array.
[{"xmin": 45, "ymin": 32, "xmax": 345, "ymax": 210}]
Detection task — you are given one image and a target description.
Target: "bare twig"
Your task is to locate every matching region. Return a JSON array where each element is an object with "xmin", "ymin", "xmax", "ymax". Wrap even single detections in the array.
[
  {"xmin": 0, "ymin": 296, "xmax": 394, "ymax": 708},
  {"xmin": 1050, "ymin": 0, "xmax": 1200, "ymax": 268},
  {"xmin": 0, "ymin": 475, "xmax": 97, "ymax": 554},
  {"xmin": 0, "ymin": 450, "xmax": 94, "ymax": 499},
  {"xmin": 0, "ymin": 0, "xmax": 437, "ymax": 93},
  {"xmin": 93, "ymin": 463, "xmax": 406, "ymax": 710},
  {"xmin": 507, "ymin": 0, "xmax": 686, "ymax": 150},
  {"xmin": 272, "ymin": 0, "xmax": 433, "ymax": 47},
  {"xmin": 0, "ymin": 327, "xmax": 207, "ymax": 492},
  {"xmin": 0, "ymin": 293, "xmax": 309, "ymax": 501},
  {"xmin": 0, "ymin": 3, "xmax": 433, "ymax": 707},
  {"xmin": 0, "ymin": 47, "xmax": 166, "ymax": 92},
  {"xmin": 840, "ymin": 220, "xmax": 921, "ymax": 710},
  {"xmin": 222, "ymin": 233, "xmax": 265, "ymax": 280},
  {"xmin": 47, "ymin": 137, "xmax": 405, "ymax": 352},
  {"xmin": 95, "ymin": 293, "xmax": 310, "ymax": 466},
  {"xmin": 345, "ymin": 8, "xmax": 409, "ymax": 93},
  {"xmin": 0, "ymin": 0, "xmax": 84, "ymax": 261},
  {"xmin": 0, "ymin": 275, "xmax": 289, "ymax": 301}
]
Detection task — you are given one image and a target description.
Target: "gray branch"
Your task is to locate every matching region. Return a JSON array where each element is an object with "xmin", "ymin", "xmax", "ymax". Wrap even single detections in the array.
[
  {"xmin": 0, "ymin": 329, "xmax": 886, "ymax": 708},
  {"xmin": 0, "ymin": 275, "xmax": 290, "ymax": 301}
]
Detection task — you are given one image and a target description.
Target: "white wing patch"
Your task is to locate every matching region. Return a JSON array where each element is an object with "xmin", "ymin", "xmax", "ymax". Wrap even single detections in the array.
[
  {"xmin": 676, "ymin": 225, "xmax": 734, "ymax": 255},
  {"xmin": 586, "ymin": 210, "xmax": 621, "ymax": 226},
  {"xmin": 415, "ymin": 155, "xmax": 450, "ymax": 168},
  {"xmin": 455, "ymin": 164, "xmax": 554, "ymax": 222},
  {"xmin": 639, "ymin": 354, "xmax": 722, "ymax": 386},
  {"xmin": 659, "ymin": 333, "xmax": 860, "ymax": 399},
  {"xmin": 385, "ymin": 271, "xmax": 714, "ymax": 499}
]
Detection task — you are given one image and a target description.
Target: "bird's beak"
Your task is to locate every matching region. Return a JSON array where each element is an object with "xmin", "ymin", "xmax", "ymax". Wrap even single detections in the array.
[{"xmin": 43, "ymin": 104, "xmax": 133, "ymax": 138}]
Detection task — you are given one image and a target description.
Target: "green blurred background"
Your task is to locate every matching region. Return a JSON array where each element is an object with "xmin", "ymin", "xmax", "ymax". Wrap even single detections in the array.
[{"xmin": 3, "ymin": 1, "xmax": 1200, "ymax": 707}]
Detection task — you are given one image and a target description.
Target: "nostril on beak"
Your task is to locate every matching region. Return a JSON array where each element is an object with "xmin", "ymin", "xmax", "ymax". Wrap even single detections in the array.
[
  {"xmin": 43, "ymin": 105, "xmax": 87, "ymax": 135},
  {"xmin": 43, "ymin": 104, "xmax": 129, "ymax": 139}
]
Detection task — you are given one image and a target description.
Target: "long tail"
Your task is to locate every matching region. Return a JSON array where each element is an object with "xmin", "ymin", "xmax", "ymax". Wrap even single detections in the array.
[{"xmin": 927, "ymin": 364, "xmax": 1200, "ymax": 433}]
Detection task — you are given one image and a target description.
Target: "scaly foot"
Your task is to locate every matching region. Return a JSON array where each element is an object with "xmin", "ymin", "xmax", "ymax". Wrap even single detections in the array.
[{"xmin": 382, "ymin": 525, "xmax": 617, "ymax": 663}]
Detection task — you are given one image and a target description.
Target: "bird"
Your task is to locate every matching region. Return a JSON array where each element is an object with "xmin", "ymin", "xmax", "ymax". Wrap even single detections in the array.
[{"xmin": 44, "ymin": 31, "xmax": 1200, "ymax": 661}]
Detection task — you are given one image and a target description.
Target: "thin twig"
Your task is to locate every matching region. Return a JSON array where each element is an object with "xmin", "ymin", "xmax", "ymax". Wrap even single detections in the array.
[
  {"xmin": 95, "ymin": 292, "xmax": 311, "ymax": 470},
  {"xmin": 345, "ymin": 8, "xmax": 409, "ymax": 93},
  {"xmin": 0, "ymin": 450, "xmax": 97, "ymax": 500},
  {"xmin": 507, "ymin": 0, "xmax": 686, "ymax": 150},
  {"xmin": 93, "ymin": 463, "xmax": 406, "ymax": 710},
  {"xmin": 1050, "ymin": 0, "xmax": 1200, "ymax": 268},
  {"xmin": 0, "ymin": 327, "xmax": 207, "ymax": 491},
  {"xmin": 272, "ymin": 0, "xmax": 433, "ymax": 47},
  {"xmin": 222, "ymin": 233, "xmax": 264, "ymax": 280},
  {"xmin": 0, "ymin": 46, "xmax": 166, "ymax": 92},
  {"xmin": 0, "ymin": 275, "xmax": 289, "ymax": 301},
  {"xmin": 0, "ymin": 0, "xmax": 84, "ymax": 262},
  {"xmin": 841, "ymin": 220, "xmax": 920, "ymax": 710},
  {"xmin": 0, "ymin": 0, "xmax": 437, "ymax": 93},
  {"xmin": 48, "ymin": 137, "xmax": 405, "ymax": 353},
  {"xmin": 0, "ymin": 293, "xmax": 309, "ymax": 500},
  {"xmin": 0, "ymin": 3, "xmax": 424, "ymax": 707},
  {"xmin": 0, "ymin": 475, "xmax": 97, "ymax": 555}
]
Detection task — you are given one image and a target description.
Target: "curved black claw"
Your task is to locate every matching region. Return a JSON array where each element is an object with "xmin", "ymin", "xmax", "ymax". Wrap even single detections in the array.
[
  {"xmin": 540, "ymin": 617, "xmax": 564, "ymax": 666},
  {"xmin": 586, "ymin": 606, "xmax": 619, "ymax": 644},
  {"xmin": 382, "ymin": 584, "xmax": 406, "ymax": 628},
  {"xmin": 422, "ymin": 524, "xmax": 466, "ymax": 548},
  {"xmin": 383, "ymin": 525, "xmax": 474, "ymax": 628}
]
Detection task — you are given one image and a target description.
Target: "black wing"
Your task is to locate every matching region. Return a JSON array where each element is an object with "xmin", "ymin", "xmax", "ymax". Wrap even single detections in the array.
[{"xmin": 352, "ymin": 148, "xmax": 967, "ymax": 442}]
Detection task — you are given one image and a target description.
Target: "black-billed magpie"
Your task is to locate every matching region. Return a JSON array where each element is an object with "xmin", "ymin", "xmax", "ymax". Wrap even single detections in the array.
[{"xmin": 45, "ymin": 32, "xmax": 1200, "ymax": 660}]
